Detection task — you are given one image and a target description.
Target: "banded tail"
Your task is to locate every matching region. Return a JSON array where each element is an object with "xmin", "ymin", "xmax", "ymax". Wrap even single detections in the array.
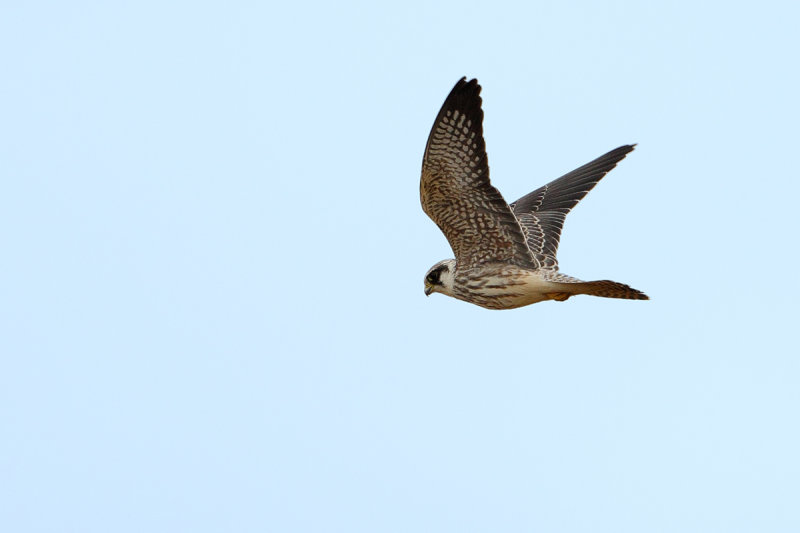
[
  {"xmin": 571, "ymin": 280, "xmax": 649, "ymax": 300},
  {"xmin": 545, "ymin": 277, "xmax": 649, "ymax": 302}
]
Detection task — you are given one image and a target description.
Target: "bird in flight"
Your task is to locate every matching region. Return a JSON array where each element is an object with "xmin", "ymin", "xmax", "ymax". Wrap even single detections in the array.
[{"xmin": 421, "ymin": 77, "xmax": 648, "ymax": 309}]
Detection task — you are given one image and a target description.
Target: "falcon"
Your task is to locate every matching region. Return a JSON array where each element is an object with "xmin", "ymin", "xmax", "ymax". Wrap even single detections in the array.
[{"xmin": 421, "ymin": 77, "xmax": 648, "ymax": 309}]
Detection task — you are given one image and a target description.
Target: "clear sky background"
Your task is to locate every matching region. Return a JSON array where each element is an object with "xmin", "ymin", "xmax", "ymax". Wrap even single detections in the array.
[{"xmin": 2, "ymin": 1, "xmax": 799, "ymax": 532}]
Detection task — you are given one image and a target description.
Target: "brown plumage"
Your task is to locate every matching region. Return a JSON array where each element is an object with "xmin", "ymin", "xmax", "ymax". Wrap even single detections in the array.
[{"xmin": 421, "ymin": 78, "xmax": 648, "ymax": 309}]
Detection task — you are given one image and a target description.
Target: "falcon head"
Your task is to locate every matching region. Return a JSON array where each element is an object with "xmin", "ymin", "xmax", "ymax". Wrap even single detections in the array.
[{"xmin": 424, "ymin": 259, "xmax": 456, "ymax": 297}]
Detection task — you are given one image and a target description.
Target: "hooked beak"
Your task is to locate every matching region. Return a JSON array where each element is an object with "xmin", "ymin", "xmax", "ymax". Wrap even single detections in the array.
[{"xmin": 424, "ymin": 284, "xmax": 433, "ymax": 296}]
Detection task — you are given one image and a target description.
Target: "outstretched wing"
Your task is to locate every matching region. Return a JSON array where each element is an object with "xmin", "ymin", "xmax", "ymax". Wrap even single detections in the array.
[
  {"xmin": 510, "ymin": 145, "xmax": 635, "ymax": 269},
  {"xmin": 420, "ymin": 78, "xmax": 534, "ymax": 270}
]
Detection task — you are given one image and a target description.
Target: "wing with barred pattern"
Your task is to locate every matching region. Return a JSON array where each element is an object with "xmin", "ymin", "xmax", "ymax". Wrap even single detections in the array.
[
  {"xmin": 510, "ymin": 145, "xmax": 635, "ymax": 269},
  {"xmin": 420, "ymin": 78, "xmax": 535, "ymax": 270}
]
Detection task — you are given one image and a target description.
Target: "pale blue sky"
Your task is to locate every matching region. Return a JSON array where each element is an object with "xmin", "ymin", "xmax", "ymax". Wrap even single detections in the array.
[{"xmin": 2, "ymin": 1, "xmax": 799, "ymax": 532}]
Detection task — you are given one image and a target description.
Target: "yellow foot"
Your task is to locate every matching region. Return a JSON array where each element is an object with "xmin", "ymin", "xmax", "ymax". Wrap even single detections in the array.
[{"xmin": 545, "ymin": 292, "xmax": 572, "ymax": 302}]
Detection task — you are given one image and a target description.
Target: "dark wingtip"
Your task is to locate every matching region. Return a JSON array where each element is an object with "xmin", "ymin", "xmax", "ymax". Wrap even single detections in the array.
[
  {"xmin": 431, "ymin": 77, "xmax": 485, "ymax": 138},
  {"xmin": 612, "ymin": 144, "xmax": 636, "ymax": 157},
  {"xmin": 423, "ymin": 77, "xmax": 486, "ymax": 165},
  {"xmin": 448, "ymin": 77, "xmax": 481, "ymax": 101}
]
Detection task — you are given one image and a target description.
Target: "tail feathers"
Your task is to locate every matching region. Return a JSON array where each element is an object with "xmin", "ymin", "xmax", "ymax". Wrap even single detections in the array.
[{"xmin": 573, "ymin": 280, "xmax": 649, "ymax": 300}]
